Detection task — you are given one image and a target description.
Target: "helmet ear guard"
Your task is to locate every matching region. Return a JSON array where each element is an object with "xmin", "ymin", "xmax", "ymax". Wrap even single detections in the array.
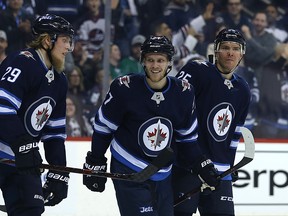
[{"xmin": 214, "ymin": 28, "xmax": 246, "ymax": 54}]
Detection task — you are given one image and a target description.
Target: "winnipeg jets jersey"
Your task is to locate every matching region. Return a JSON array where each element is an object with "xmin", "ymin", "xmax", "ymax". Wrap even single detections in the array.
[
  {"xmin": 0, "ymin": 48, "xmax": 67, "ymax": 165},
  {"xmin": 92, "ymin": 74, "xmax": 202, "ymax": 181},
  {"xmin": 176, "ymin": 60, "xmax": 251, "ymax": 179}
]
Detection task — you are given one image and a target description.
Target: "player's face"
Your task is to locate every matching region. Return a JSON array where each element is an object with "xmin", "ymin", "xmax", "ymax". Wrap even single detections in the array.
[
  {"xmin": 143, "ymin": 53, "xmax": 169, "ymax": 89},
  {"xmin": 51, "ymin": 35, "xmax": 73, "ymax": 73},
  {"xmin": 216, "ymin": 41, "xmax": 243, "ymax": 75}
]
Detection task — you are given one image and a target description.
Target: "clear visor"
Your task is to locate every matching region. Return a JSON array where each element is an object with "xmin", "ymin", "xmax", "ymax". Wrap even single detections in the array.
[{"xmin": 215, "ymin": 41, "xmax": 245, "ymax": 54}]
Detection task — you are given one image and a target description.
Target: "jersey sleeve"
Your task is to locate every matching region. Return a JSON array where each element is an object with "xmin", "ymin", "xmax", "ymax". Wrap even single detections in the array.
[
  {"xmin": 91, "ymin": 78, "xmax": 127, "ymax": 158},
  {"xmin": 41, "ymin": 75, "xmax": 68, "ymax": 166},
  {"xmin": 172, "ymin": 85, "xmax": 203, "ymax": 169},
  {"xmin": 0, "ymin": 53, "xmax": 34, "ymax": 143}
]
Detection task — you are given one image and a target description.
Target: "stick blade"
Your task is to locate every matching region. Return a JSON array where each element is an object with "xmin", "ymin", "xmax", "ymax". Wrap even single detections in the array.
[
  {"xmin": 0, "ymin": 205, "xmax": 6, "ymax": 212},
  {"xmin": 131, "ymin": 147, "xmax": 174, "ymax": 182},
  {"xmin": 240, "ymin": 127, "xmax": 255, "ymax": 159}
]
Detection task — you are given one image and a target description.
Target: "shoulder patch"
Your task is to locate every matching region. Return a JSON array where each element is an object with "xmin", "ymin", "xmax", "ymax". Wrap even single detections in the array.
[
  {"xmin": 118, "ymin": 75, "xmax": 130, "ymax": 88},
  {"xmin": 181, "ymin": 79, "xmax": 191, "ymax": 92},
  {"xmin": 19, "ymin": 51, "xmax": 36, "ymax": 61},
  {"xmin": 193, "ymin": 59, "xmax": 209, "ymax": 67}
]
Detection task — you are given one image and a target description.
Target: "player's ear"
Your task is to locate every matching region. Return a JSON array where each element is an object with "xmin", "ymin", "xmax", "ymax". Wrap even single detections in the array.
[{"xmin": 42, "ymin": 34, "xmax": 51, "ymax": 49}]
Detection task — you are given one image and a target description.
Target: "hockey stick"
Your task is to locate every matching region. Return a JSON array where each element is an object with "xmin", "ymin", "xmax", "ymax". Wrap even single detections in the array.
[
  {"xmin": 0, "ymin": 205, "xmax": 6, "ymax": 213},
  {"xmin": 173, "ymin": 127, "xmax": 255, "ymax": 207},
  {"xmin": 0, "ymin": 147, "xmax": 174, "ymax": 213},
  {"xmin": 0, "ymin": 147, "xmax": 174, "ymax": 182}
]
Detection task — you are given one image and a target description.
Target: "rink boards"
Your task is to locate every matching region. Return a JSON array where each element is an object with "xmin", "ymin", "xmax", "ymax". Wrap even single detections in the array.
[{"xmin": 1, "ymin": 140, "xmax": 287, "ymax": 216}]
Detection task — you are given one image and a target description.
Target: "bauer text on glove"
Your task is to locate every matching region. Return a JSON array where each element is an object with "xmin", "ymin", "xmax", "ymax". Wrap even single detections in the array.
[
  {"xmin": 43, "ymin": 171, "xmax": 69, "ymax": 206},
  {"xmin": 83, "ymin": 151, "xmax": 107, "ymax": 192}
]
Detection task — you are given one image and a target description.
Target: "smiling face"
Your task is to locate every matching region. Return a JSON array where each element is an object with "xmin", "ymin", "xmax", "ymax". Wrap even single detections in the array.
[
  {"xmin": 215, "ymin": 41, "xmax": 243, "ymax": 77},
  {"xmin": 143, "ymin": 53, "xmax": 170, "ymax": 89}
]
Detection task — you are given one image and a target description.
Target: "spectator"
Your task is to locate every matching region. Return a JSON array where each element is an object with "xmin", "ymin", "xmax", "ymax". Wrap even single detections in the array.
[
  {"xmin": 119, "ymin": 34, "xmax": 145, "ymax": 74},
  {"xmin": 0, "ymin": 30, "xmax": 8, "ymax": 63},
  {"xmin": 151, "ymin": 19, "xmax": 198, "ymax": 62},
  {"xmin": 72, "ymin": 38, "xmax": 89, "ymax": 68},
  {"xmin": 234, "ymin": 66, "xmax": 260, "ymax": 131},
  {"xmin": 66, "ymin": 94, "xmax": 89, "ymax": 137},
  {"xmin": 162, "ymin": 0, "xmax": 201, "ymax": 32},
  {"xmin": 0, "ymin": 0, "xmax": 35, "ymax": 54},
  {"xmin": 119, "ymin": 0, "xmax": 140, "ymax": 51},
  {"xmin": 242, "ymin": 11, "xmax": 278, "ymax": 84},
  {"xmin": 83, "ymin": 67, "xmax": 105, "ymax": 135},
  {"xmin": 34, "ymin": 0, "xmax": 84, "ymax": 23},
  {"xmin": 110, "ymin": 43, "xmax": 123, "ymax": 80},
  {"xmin": 66, "ymin": 66, "xmax": 87, "ymax": 110},
  {"xmin": 265, "ymin": 3, "xmax": 288, "ymax": 43},
  {"xmin": 151, "ymin": 2, "xmax": 214, "ymax": 74},
  {"xmin": 72, "ymin": 39, "xmax": 103, "ymax": 91},
  {"xmin": 137, "ymin": 0, "xmax": 167, "ymax": 38},
  {"xmin": 74, "ymin": 0, "xmax": 109, "ymax": 58},
  {"xmin": 255, "ymin": 43, "xmax": 288, "ymax": 138},
  {"xmin": 217, "ymin": 0, "xmax": 253, "ymax": 34}
]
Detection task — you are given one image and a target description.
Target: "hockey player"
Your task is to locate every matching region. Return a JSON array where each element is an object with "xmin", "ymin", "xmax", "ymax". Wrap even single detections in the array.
[
  {"xmin": 82, "ymin": 35, "xmax": 220, "ymax": 216},
  {"xmin": 0, "ymin": 14, "xmax": 74, "ymax": 215},
  {"xmin": 173, "ymin": 29, "xmax": 251, "ymax": 216}
]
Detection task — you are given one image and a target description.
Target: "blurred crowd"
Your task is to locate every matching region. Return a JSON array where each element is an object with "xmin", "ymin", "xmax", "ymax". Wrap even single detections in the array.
[{"xmin": 0, "ymin": 0, "xmax": 287, "ymax": 138}]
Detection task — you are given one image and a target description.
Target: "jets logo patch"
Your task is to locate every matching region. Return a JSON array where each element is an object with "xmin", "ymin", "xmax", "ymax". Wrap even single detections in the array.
[
  {"xmin": 24, "ymin": 96, "xmax": 56, "ymax": 137},
  {"xmin": 19, "ymin": 51, "xmax": 35, "ymax": 60},
  {"xmin": 207, "ymin": 102, "xmax": 235, "ymax": 141},
  {"xmin": 138, "ymin": 117, "xmax": 172, "ymax": 157},
  {"xmin": 181, "ymin": 80, "xmax": 191, "ymax": 92},
  {"xmin": 118, "ymin": 75, "xmax": 130, "ymax": 88}
]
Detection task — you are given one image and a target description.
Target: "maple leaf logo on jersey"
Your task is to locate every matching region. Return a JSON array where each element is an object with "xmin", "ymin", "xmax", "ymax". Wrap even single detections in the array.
[
  {"xmin": 24, "ymin": 97, "xmax": 55, "ymax": 137},
  {"xmin": 118, "ymin": 75, "xmax": 130, "ymax": 88},
  {"xmin": 35, "ymin": 102, "xmax": 50, "ymax": 128},
  {"xmin": 181, "ymin": 80, "xmax": 191, "ymax": 92},
  {"xmin": 207, "ymin": 103, "xmax": 235, "ymax": 141},
  {"xmin": 19, "ymin": 51, "xmax": 36, "ymax": 60},
  {"xmin": 147, "ymin": 126, "xmax": 167, "ymax": 150},
  {"xmin": 138, "ymin": 117, "xmax": 172, "ymax": 157},
  {"xmin": 217, "ymin": 109, "xmax": 231, "ymax": 133}
]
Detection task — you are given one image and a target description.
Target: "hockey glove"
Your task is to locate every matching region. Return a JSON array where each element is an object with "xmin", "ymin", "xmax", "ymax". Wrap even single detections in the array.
[
  {"xmin": 43, "ymin": 171, "xmax": 69, "ymax": 206},
  {"xmin": 83, "ymin": 151, "xmax": 107, "ymax": 192},
  {"xmin": 192, "ymin": 156, "xmax": 220, "ymax": 192},
  {"xmin": 11, "ymin": 135, "xmax": 43, "ymax": 175}
]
